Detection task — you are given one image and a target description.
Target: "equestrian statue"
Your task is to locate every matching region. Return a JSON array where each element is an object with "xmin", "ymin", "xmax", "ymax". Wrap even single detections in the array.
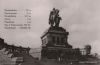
[{"xmin": 49, "ymin": 8, "xmax": 62, "ymax": 27}]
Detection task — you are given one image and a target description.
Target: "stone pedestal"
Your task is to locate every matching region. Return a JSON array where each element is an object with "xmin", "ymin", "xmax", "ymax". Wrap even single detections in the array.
[{"xmin": 41, "ymin": 26, "xmax": 72, "ymax": 60}]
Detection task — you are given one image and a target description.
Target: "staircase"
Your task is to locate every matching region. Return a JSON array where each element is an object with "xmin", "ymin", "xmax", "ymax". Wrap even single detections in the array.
[
  {"xmin": 19, "ymin": 54, "xmax": 43, "ymax": 65},
  {"xmin": 0, "ymin": 49, "xmax": 12, "ymax": 65}
]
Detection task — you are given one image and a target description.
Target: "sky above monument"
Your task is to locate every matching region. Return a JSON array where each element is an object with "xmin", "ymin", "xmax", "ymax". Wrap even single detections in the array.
[{"xmin": 0, "ymin": 0, "xmax": 100, "ymax": 54}]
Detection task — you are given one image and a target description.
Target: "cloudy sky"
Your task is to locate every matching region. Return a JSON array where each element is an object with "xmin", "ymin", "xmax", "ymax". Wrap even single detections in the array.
[{"xmin": 0, "ymin": 0, "xmax": 100, "ymax": 54}]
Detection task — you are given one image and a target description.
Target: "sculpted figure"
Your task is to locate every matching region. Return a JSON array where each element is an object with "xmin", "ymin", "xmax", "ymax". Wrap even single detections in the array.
[
  {"xmin": 49, "ymin": 8, "xmax": 62, "ymax": 27},
  {"xmin": 49, "ymin": 8, "xmax": 56, "ymax": 27}
]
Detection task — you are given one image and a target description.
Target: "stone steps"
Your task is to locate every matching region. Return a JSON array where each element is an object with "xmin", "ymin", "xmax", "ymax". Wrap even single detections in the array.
[
  {"xmin": 0, "ymin": 48, "xmax": 43, "ymax": 65},
  {"xmin": 19, "ymin": 54, "xmax": 43, "ymax": 65},
  {"xmin": 0, "ymin": 50, "xmax": 12, "ymax": 65}
]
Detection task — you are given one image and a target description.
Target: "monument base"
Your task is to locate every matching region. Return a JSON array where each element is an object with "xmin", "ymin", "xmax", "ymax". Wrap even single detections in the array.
[{"xmin": 41, "ymin": 26, "xmax": 74, "ymax": 60}]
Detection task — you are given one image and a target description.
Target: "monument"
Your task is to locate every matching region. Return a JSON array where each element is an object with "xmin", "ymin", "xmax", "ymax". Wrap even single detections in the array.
[
  {"xmin": 40, "ymin": 8, "xmax": 81, "ymax": 61},
  {"xmin": 49, "ymin": 8, "xmax": 62, "ymax": 27}
]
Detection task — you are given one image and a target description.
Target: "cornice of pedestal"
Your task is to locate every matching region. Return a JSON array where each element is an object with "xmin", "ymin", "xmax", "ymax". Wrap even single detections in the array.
[{"xmin": 41, "ymin": 26, "xmax": 69, "ymax": 39}]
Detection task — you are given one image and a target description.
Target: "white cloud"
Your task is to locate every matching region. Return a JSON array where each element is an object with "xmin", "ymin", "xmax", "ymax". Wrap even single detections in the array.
[{"xmin": 91, "ymin": 40, "xmax": 100, "ymax": 55}]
